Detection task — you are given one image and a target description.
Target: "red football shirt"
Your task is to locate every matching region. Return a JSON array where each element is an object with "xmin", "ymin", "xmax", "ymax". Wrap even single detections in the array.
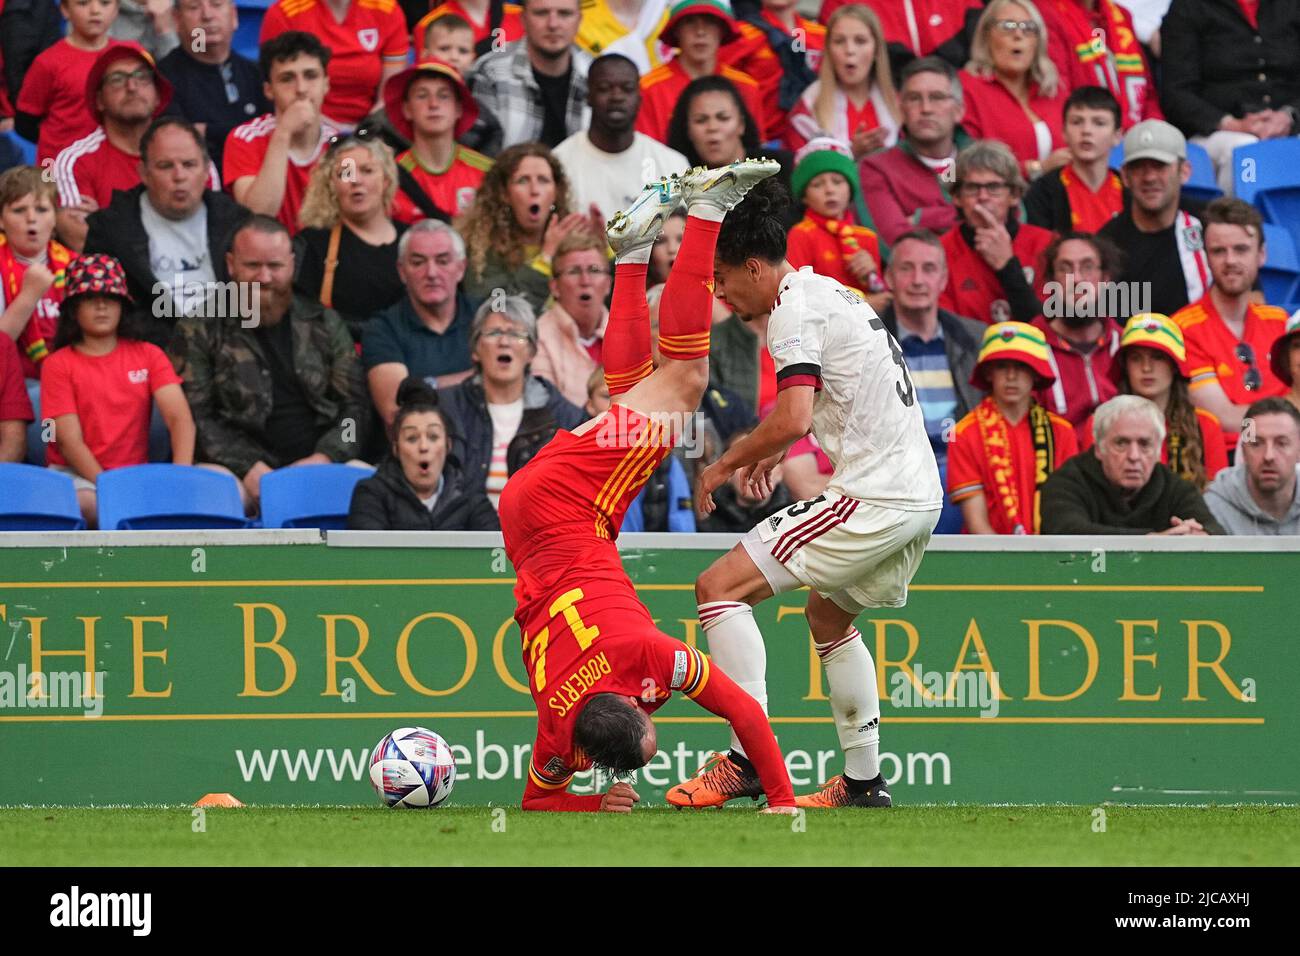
[
  {"xmin": 40, "ymin": 338, "xmax": 182, "ymax": 471},
  {"xmin": 260, "ymin": 0, "xmax": 410, "ymax": 128},
  {"xmin": 785, "ymin": 213, "xmax": 882, "ymax": 295},
  {"xmin": 636, "ymin": 60, "xmax": 768, "ymax": 144},
  {"xmin": 1060, "ymin": 165, "xmax": 1123, "ymax": 233},
  {"xmin": 0, "ymin": 235, "xmax": 74, "ymax": 379},
  {"xmin": 0, "ymin": 335, "xmax": 34, "ymax": 423},
  {"xmin": 414, "ymin": 1, "xmax": 524, "ymax": 52},
  {"xmin": 939, "ymin": 222, "xmax": 1054, "ymax": 324},
  {"xmin": 949, "ymin": 397, "xmax": 1078, "ymax": 534},
  {"xmin": 223, "ymin": 113, "xmax": 340, "ymax": 230},
  {"xmin": 15, "ymin": 39, "xmax": 101, "ymax": 166},
  {"xmin": 391, "ymin": 145, "xmax": 491, "ymax": 223},
  {"xmin": 54, "ymin": 127, "xmax": 220, "ymax": 210},
  {"xmin": 499, "ymin": 406, "xmax": 794, "ymax": 810}
]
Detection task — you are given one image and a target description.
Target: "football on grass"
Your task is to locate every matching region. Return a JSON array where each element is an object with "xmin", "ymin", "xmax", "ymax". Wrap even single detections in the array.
[{"xmin": 369, "ymin": 727, "xmax": 457, "ymax": 808}]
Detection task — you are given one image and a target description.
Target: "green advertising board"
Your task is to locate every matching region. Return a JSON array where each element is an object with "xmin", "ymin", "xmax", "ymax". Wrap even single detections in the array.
[{"xmin": 0, "ymin": 531, "xmax": 1294, "ymax": 807}]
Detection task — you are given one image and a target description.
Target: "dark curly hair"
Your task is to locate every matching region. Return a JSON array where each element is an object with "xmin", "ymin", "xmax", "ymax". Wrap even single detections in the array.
[
  {"xmin": 666, "ymin": 75, "xmax": 762, "ymax": 168},
  {"xmin": 573, "ymin": 692, "xmax": 649, "ymax": 775},
  {"xmin": 716, "ymin": 176, "xmax": 792, "ymax": 266}
]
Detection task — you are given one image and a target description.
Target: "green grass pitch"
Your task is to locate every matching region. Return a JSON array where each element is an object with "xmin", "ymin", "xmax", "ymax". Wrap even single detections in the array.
[{"xmin": 3, "ymin": 805, "xmax": 1297, "ymax": 866}]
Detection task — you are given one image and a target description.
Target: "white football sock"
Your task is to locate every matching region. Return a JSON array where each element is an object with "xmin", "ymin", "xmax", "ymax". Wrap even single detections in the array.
[
  {"xmin": 816, "ymin": 627, "xmax": 880, "ymax": 780},
  {"xmin": 685, "ymin": 203, "xmax": 726, "ymax": 223},
  {"xmin": 614, "ymin": 244, "xmax": 653, "ymax": 265},
  {"xmin": 698, "ymin": 600, "xmax": 767, "ymax": 758}
]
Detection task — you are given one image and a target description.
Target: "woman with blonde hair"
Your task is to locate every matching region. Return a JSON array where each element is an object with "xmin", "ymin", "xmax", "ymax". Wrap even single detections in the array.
[
  {"xmin": 959, "ymin": 0, "xmax": 1070, "ymax": 178},
  {"xmin": 786, "ymin": 4, "xmax": 900, "ymax": 157},
  {"xmin": 455, "ymin": 142, "xmax": 600, "ymax": 315},
  {"xmin": 295, "ymin": 133, "xmax": 407, "ymax": 342}
]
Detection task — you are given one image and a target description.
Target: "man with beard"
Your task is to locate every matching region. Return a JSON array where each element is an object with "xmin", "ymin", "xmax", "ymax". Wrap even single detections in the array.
[
  {"xmin": 1099, "ymin": 119, "xmax": 1209, "ymax": 320},
  {"xmin": 1032, "ymin": 231, "xmax": 1123, "ymax": 437},
  {"xmin": 168, "ymin": 215, "xmax": 368, "ymax": 509},
  {"xmin": 1174, "ymin": 198, "xmax": 1289, "ymax": 451},
  {"xmin": 468, "ymin": 0, "xmax": 593, "ymax": 150},
  {"xmin": 553, "ymin": 53, "xmax": 688, "ymax": 223},
  {"xmin": 54, "ymin": 43, "xmax": 215, "ymax": 252}
]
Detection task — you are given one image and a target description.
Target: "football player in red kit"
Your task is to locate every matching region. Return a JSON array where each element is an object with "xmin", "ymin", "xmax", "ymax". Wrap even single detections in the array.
[{"xmin": 499, "ymin": 159, "xmax": 797, "ymax": 813}]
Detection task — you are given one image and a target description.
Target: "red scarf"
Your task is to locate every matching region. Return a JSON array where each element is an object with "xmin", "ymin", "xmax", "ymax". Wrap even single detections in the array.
[
  {"xmin": 0, "ymin": 234, "xmax": 72, "ymax": 368},
  {"xmin": 805, "ymin": 209, "xmax": 884, "ymax": 293}
]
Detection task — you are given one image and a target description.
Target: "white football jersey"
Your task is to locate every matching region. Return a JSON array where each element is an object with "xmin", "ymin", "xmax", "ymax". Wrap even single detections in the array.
[{"xmin": 768, "ymin": 267, "xmax": 943, "ymax": 510}]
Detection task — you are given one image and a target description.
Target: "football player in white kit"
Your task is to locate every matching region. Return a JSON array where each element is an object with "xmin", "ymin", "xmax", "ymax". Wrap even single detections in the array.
[{"xmin": 669, "ymin": 179, "xmax": 944, "ymax": 809}]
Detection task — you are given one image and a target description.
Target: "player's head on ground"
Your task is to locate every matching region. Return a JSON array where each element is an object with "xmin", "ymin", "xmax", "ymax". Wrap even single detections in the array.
[
  {"xmin": 713, "ymin": 177, "xmax": 791, "ymax": 320},
  {"xmin": 573, "ymin": 693, "xmax": 657, "ymax": 773}
]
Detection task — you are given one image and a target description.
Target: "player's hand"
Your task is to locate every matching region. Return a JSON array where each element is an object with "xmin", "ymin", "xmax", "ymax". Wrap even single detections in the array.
[
  {"xmin": 599, "ymin": 781, "xmax": 640, "ymax": 812},
  {"xmin": 741, "ymin": 451, "xmax": 784, "ymax": 500},
  {"xmin": 971, "ymin": 204, "xmax": 1013, "ymax": 271},
  {"xmin": 759, "ymin": 804, "xmax": 800, "ymax": 815},
  {"xmin": 20, "ymin": 261, "xmax": 56, "ymax": 300},
  {"xmin": 696, "ymin": 460, "xmax": 732, "ymax": 516}
]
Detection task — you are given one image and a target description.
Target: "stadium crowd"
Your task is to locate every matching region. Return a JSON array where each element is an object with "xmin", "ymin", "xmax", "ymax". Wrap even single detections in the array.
[{"xmin": 0, "ymin": 0, "xmax": 1298, "ymax": 534}]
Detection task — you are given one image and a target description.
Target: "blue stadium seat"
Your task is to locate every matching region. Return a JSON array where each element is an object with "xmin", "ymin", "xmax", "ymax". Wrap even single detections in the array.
[
  {"xmin": 1107, "ymin": 141, "xmax": 1220, "ymax": 202},
  {"xmin": 97, "ymin": 464, "xmax": 253, "ymax": 530},
  {"xmin": 233, "ymin": 6, "xmax": 267, "ymax": 63},
  {"xmin": 2, "ymin": 131, "xmax": 36, "ymax": 170},
  {"xmin": 1260, "ymin": 223, "xmax": 1300, "ymax": 304},
  {"xmin": 258, "ymin": 463, "xmax": 374, "ymax": 529},
  {"xmin": 0, "ymin": 463, "xmax": 85, "ymax": 530},
  {"xmin": 1234, "ymin": 139, "xmax": 1300, "ymax": 223}
]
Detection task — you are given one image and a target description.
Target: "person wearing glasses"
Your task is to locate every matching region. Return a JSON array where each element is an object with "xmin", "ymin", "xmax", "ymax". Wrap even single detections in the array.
[
  {"xmin": 859, "ymin": 56, "xmax": 969, "ymax": 247},
  {"xmin": 958, "ymin": 0, "xmax": 1069, "ymax": 180},
  {"xmin": 938, "ymin": 139, "xmax": 1054, "ymax": 325},
  {"xmin": 52, "ymin": 42, "xmax": 198, "ymax": 252},
  {"xmin": 533, "ymin": 230, "xmax": 611, "ymax": 408},
  {"xmin": 1174, "ymin": 198, "xmax": 1290, "ymax": 453},
  {"xmin": 158, "ymin": 0, "xmax": 268, "ymax": 173},
  {"xmin": 436, "ymin": 295, "xmax": 585, "ymax": 509}
]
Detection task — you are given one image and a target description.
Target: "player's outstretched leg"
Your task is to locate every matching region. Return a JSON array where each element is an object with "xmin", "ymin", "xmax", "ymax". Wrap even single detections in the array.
[
  {"xmin": 613, "ymin": 158, "xmax": 780, "ymax": 422},
  {"xmin": 603, "ymin": 174, "xmax": 682, "ymax": 396}
]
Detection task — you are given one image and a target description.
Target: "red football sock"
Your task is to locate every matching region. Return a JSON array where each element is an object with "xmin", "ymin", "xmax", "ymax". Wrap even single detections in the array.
[
  {"xmin": 658, "ymin": 216, "xmax": 720, "ymax": 361},
  {"xmin": 603, "ymin": 261, "xmax": 653, "ymax": 396}
]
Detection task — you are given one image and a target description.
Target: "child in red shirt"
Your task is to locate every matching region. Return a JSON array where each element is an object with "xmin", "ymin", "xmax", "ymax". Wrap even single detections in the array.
[
  {"xmin": 784, "ymin": 138, "xmax": 887, "ymax": 311},
  {"xmin": 949, "ymin": 321, "xmax": 1078, "ymax": 534},
  {"xmin": 0, "ymin": 166, "xmax": 75, "ymax": 379},
  {"xmin": 15, "ymin": 0, "xmax": 119, "ymax": 165},
  {"xmin": 40, "ymin": 254, "xmax": 194, "ymax": 527}
]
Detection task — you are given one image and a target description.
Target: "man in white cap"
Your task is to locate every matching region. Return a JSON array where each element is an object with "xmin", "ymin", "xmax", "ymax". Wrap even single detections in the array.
[{"xmin": 1099, "ymin": 119, "xmax": 1210, "ymax": 320}]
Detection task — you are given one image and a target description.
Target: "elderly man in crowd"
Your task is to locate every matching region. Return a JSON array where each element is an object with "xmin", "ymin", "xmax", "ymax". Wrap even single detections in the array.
[
  {"xmin": 168, "ymin": 215, "xmax": 368, "ymax": 509},
  {"xmin": 532, "ymin": 230, "xmax": 610, "ymax": 407},
  {"xmin": 363, "ymin": 220, "xmax": 476, "ymax": 427},
  {"xmin": 1205, "ymin": 398, "xmax": 1300, "ymax": 535},
  {"xmin": 1040, "ymin": 394, "xmax": 1225, "ymax": 534},
  {"xmin": 85, "ymin": 116, "xmax": 251, "ymax": 347}
]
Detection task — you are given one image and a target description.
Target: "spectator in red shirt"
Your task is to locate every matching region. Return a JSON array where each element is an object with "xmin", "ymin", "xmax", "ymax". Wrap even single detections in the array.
[
  {"xmin": 260, "ymin": 0, "xmax": 409, "ymax": 130},
  {"xmin": 52, "ymin": 42, "xmax": 176, "ymax": 252},
  {"xmin": 1081, "ymin": 312, "xmax": 1229, "ymax": 491},
  {"xmin": 224, "ymin": 32, "xmax": 339, "ymax": 232},
  {"xmin": 413, "ymin": 0, "xmax": 524, "ymax": 59},
  {"xmin": 15, "ymin": 0, "xmax": 118, "ymax": 166},
  {"xmin": 721, "ymin": 0, "xmax": 821, "ymax": 146},
  {"xmin": 939, "ymin": 139, "xmax": 1054, "ymax": 324},
  {"xmin": 0, "ymin": 165, "xmax": 74, "ymax": 380},
  {"xmin": 786, "ymin": 3, "xmax": 899, "ymax": 156},
  {"xmin": 859, "ymin": 55, "xmax": 968, "ymax": 246},
  {"xmin": 1034, "ymin": 230, "xmax": 1122, "ymax": 433},
  {"xmin": 820, "ymin": 0, "xmax": 982, "ymax": 75},
  {"xmin": 1024, "ymin": 85, "xmax": 1125, "ymax": 234},
  {"xmin": 1174, "ymin": 198, "xmax": 1290, "ymax": 449},
  {"xmin": 41, "ymin": 253, "xmax": 194, "ymax": 526},
  {"xmin": 0, "ymin": 332, "xmax": 33, "ymax": 461},
  {"xmin": 959, "ymin": 0, "xmax": 1069, "ymax": 179}
]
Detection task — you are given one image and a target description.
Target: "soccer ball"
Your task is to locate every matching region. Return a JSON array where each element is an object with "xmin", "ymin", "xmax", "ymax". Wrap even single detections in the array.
[{"xmin": 369, "ymin": 726, "xmax": 457, "ymax": 808}]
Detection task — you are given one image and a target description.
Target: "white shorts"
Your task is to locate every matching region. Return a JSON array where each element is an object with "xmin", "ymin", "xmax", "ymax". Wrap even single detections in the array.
[{"xmin": 742, "ymin": 491, "xmax": 939, "ymax": 614}]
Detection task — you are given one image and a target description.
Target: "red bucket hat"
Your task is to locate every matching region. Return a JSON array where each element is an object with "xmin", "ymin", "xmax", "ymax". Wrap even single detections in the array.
[
  {"xmin": 85, "ymin": 42, "xmax": 174, "ymax": 124},
  {"xmin": 383, "ymin": 57, "xmax": 479, "ymax": 142},
  {"xmin": 661, "ymin": 0, "xmax": 741, "ymax": 48},
  {"xmin": 62, "ymin": 254, "xmax": 133, "ymax": 307}
]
